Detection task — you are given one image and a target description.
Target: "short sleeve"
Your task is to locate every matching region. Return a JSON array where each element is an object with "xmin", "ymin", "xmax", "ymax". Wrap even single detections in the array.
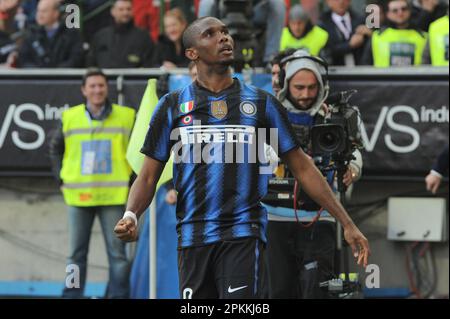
[
  {"xmin": 265, "ymin": 95, "xmax": 300, "ymax": 156},
  {"xmin": 140, "ymin": 94, "xmax": 174, "ymax": 162}
]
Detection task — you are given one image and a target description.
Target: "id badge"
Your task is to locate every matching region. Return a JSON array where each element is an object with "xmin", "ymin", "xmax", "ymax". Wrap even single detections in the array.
[
  {"xmin": 390, "ymin": 42, "xmax": 415, "ymax": 66},
  {"xmin": 82, "ymin": 151, "xmax": 96, "ymax": 175},
  {"xmin": 81, "ymin": 140, "xmax": 112, "ymax": 175}
]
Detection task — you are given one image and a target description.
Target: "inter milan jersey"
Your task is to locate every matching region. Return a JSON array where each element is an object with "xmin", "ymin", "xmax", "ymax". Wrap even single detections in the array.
[{"xmin": 141, "ymin": 78, "xmax": 300, "ymax": 248}]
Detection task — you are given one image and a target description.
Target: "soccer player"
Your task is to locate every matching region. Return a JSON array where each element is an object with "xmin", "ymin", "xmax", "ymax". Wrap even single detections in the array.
[{"xmin": 114, "ymin": 17, "xmax": 370, "ymax": 299}]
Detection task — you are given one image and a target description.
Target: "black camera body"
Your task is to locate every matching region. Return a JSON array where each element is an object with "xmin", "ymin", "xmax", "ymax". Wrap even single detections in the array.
[
  {"xmin": 311, "ymin": 90, "xmax": 364, "ymax": 162},
  {"xmin": 263, "ymin": 91, "xmax": 363, "ymax": 207}
]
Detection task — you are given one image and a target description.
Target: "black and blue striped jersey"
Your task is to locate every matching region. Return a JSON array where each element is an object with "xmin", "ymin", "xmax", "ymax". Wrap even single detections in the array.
[{"xmin": 141, "ymin": 79, "xmax": 300, "ymax": 248}]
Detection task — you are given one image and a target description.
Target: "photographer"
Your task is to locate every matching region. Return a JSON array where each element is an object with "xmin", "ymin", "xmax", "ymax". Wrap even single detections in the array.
[{"xmin": 265, "ymin": 50, "xmax": 363, "ymax": 299}]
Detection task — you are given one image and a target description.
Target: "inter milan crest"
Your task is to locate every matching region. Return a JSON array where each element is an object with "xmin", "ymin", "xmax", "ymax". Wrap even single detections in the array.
[
  {"xmin": 211, "ymin": 101, "xmax": 228, "ymax": 120},
  {"xmin": 180, "ymin": 101, "xmax": 194, "ymax": 114},
  {"xmin": 239, "ymin": 101, "xmax": 257, "ymax": 116},
  {"xmin": 181, "ymin": 115, "xmax": 193, "ymax": 125}
]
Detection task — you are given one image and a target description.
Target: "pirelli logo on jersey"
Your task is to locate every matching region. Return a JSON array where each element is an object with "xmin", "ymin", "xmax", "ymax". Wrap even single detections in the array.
[
  {"xmin": 177, "ymin": 125, "xmax": 255, "ymax": 145},
  {"xmin": 169, "ymin": 121, "xmax": 280, "ymax": 173}
]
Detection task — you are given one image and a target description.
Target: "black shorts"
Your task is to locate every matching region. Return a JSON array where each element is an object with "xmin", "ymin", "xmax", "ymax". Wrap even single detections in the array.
[{"xmin": 178, "ymin": 237, "xmax": 268, "ymax": 299}]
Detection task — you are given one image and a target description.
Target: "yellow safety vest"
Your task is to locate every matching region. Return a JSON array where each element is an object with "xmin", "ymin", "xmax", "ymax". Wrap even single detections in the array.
[
  {"xmin": 372, "ymin": 27, "xmax": 427, "ymax": 67},
  {"xmin": 280, "ymin": 26, "xmax": 329, "ymax": 56},
  {"xmin": 60, "ymin": 103, "xmax": 136, "ymax": 206},
  {"xmin": 429, "ymin": 15, "xmax": 449, "ymax": 66}
]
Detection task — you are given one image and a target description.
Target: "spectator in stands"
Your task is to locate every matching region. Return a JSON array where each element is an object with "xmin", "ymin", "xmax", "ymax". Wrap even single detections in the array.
[
  {"xmin": 153, "ymin": 7, "xmax": 189, "ymax": 69},
  {"xmin": 132, "ymin": 0, "xmax": 160, "ymax": 43},
  {"xmin": 425, "ymin": 145, "xmax": 449, "ymax": 194},
  {"xmin": 422, "ymin": 10, "xmax": 448, "ymax": 65},
  {"xmin": 362, "ymin": 0, "xmax": 428, "ymax": 67},
  {"xmin": 0, "ymin": 0, "xmax": 20, "ymax": 34},
  {"xmin": 0, "ymin": 19, "xmax": 14, "ymax": 66},
  {"xmin": 82, "ymin": 0, "xmax": 114, "ymax": 43},
  {"xmin": 17, "ymin": 0, "xmax": 84, "ymax": 68},
  {"xmin": 198, "ymin": 0, "xmax": 286, "ymax": 66},
  {"xmin": 411, "ymin": 0, "xmax": 448, "ymax": 31},
  {"xmin": 280, "ymin": 4, "xmax": 329, "ymax": 57},
  {"xmin": 87, "ymin": 0, "xmax": 154, "ymax": 68},
  {"xmin": 12, "ymin": 0, "xmax": 39, "ymax": 30},
  {"xmin": 319, "ymin": 0, "xmax": 371, "ymax": 66}
]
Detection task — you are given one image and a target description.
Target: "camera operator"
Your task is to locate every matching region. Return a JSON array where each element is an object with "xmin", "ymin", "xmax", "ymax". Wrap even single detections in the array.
[{"xmin": 264, "ymin": 50, "xmax": 363, "ymax": 299}]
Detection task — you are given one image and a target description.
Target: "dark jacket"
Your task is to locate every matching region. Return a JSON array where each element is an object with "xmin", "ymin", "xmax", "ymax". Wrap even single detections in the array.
[
  {"xmin": 48, "ymin": 100, "xmax": 113, "ymax": 185},
  {"xmin": 0, "ymin": 31, "xmax": 13, "ymax": 63},
  {"xmin": 411, "ymin": 1, "xmax": 448, "ymax": 32},
  {"xmin": 432, "ymin": 145, "xmax": 449, "ymax": 176},
  {"xmin": 87, "ymin": 21, "xmax": 154, "ymax": 68},
  {"xmin": 152, "ymin": 34, "xmax": 190, "ymax": 68},
  {"xmin": 318, "ymin": 9, "xmax": 368, "ymax": 65},
  {"xmin": 17, "ymin": 24, "xmax": 84, "ymax": 68}
]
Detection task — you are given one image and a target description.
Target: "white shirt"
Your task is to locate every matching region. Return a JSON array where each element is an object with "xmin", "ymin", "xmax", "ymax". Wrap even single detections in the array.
[
  {"xmin": 332, "ymin": 12, "xmax": 352, "ymax": 40},
  {"xmin": 331, "ymin": 12, "xmax": 355, "ymax": 66}
]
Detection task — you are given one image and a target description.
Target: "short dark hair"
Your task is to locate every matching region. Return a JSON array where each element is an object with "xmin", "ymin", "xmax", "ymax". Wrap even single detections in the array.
[
  {"xmin": 182, "ymin": 17, "xmax": 217, "ymax": 49},
  {"xmin": 82, "ymin": 68, "xmax": 107, "ymax": 86}
]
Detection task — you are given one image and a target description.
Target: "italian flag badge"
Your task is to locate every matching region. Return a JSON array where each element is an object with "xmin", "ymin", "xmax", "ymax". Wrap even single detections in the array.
[{"xmin": 180, "ymin": 101, "xmax": 194, "ymax": 113}]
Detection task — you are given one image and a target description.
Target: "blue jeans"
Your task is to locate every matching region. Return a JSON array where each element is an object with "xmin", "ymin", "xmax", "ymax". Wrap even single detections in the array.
[
  {"xmin": 62, "ymin": 205, "xmax": 130, "ymax": 298},
  {"xmin": 198, "ymin": 0, "xmax": 286, "ymax": 63}
]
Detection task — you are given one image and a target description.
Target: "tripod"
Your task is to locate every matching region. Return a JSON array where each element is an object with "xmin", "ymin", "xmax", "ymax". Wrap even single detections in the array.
[
  {"xmin": 334, "ymin": 154, "xmax": 361, "ymax": 291},
  {"xmin": 335, "ymin": 159, "xmax": 350, "ymax": 280}
]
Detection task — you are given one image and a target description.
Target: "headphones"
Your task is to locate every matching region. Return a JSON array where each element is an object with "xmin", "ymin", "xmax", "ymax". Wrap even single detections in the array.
[{"xmin": 278, "ymin": 51, "xmax": 329, "ymax": 91}]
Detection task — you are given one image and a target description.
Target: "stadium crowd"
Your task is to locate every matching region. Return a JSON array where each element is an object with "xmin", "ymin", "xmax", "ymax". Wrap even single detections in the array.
[{"xmin": 0, "ymin": 0, "xmax": 448, "ymax": 69}]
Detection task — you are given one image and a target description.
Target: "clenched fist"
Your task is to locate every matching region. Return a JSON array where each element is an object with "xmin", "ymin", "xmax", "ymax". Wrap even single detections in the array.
[{"xmin": 114, "ymin": 217, "xmax": 138, "ymax": 242}]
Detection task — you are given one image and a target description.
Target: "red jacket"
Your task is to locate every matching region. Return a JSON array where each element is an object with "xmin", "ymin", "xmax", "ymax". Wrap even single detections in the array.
[{"xmin": 132, "ymin": 0, "xmax": 161, "ymax": 43}]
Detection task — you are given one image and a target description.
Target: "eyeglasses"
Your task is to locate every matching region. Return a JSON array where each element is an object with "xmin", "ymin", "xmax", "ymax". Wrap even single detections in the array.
[{"xmin": 390, "ymin": 6, "xmax": 409, "ymax": 14}]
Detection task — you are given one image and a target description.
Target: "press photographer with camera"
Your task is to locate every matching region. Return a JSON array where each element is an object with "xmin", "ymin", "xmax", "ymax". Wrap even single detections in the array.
[{"xmin": 264, "ymin": 50, "xmax": 364, "ymax": 298}]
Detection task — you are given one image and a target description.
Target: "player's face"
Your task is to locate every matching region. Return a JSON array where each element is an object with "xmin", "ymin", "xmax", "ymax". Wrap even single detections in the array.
[
  {"xmin": 193, "ymin": 18, "xmax": 235, "ymax": 65},
  {"xmin": 288, "ymin": 70, "xmax": 319, "ymax": 111},
  {"xmin": 82, "ymin": 75, "xmax": 109, "ymax": 107}
]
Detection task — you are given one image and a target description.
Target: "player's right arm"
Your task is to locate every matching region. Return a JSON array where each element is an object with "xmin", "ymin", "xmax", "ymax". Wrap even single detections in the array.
[
  {"xmin": 114, "ymin": 92, "xmax": 174, "ymax": 242},
  {"xmin": 114, "ymin": 156, "xmax": 165, "ymax": 242}
]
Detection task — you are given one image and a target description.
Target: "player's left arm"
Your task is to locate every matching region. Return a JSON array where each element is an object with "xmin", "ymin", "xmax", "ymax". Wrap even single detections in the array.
[{"xmin": 280, "ymin": 147, "xmax": 371, "ymax": 267}]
